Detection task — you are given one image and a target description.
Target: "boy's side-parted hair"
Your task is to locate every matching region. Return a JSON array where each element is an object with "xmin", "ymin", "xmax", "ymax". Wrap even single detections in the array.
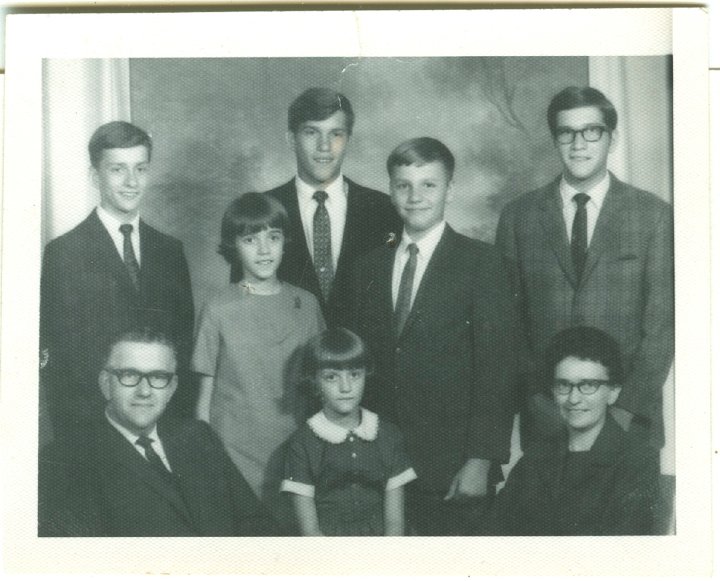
[
  {"xmin": 386, "ymin": 137, "xmax": 455, "ymax": 180},
  {"xmin": 546, "ymin": 86, "xmax": 618, "ymax": 136},
  {"xmin": 288, "ymin": 87, "xmax": 355, "ymax": 135},
  {"xmin": 218, "ymin": 192, "xmax": 289, "ymax": 265},
  {"xmin": 543, "ymin": 326, "xmax": 625, "ymax": 390},
  {"xmin": 302, "ymin": 328, "xmax": 375, "ymax": 384},
  {"xmin": 88, "ymin": 121, "xmax": 153, "ymax": 168}
]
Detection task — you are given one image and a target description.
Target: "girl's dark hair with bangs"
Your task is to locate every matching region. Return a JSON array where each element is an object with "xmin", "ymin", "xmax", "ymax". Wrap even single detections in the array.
[
  {"xmin": 302, "ymin": 328, "xmax": 375, "ymax": 383},
  {"xmin": 218, "ymin": 192, "xmax": 289, "ymax": 265}
]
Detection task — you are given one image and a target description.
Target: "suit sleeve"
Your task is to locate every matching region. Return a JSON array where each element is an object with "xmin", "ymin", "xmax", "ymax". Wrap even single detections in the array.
[
  {"xmin": 172, "ymin": 241, "xmax": 195, "ymax": 370},
  {"xmin": 40, "ymin": 241, "xmax": 70, "ymax": 369},
  {"xmin": 495, "ymin": 206, "xmax": 535, "ymax": 387},
  {"xmin": 616, "ymin": 205, "xmax": 674, "ymax": 421},
  {"xmin": 468, "ymin": 247, "xmax": 520, "ymax": 463}
]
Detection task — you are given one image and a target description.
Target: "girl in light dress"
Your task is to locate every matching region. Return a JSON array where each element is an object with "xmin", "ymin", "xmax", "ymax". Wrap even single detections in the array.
[
  {"xmin": 281, "ymin": 328, "xmax": 416, "ymax": 536},
  {"xmin": 192, "ymin": 192, "xmax": 324, "ymax": 528}
]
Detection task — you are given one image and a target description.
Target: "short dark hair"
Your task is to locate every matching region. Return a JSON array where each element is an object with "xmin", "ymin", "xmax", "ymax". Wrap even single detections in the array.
[
  {"xmin": 218, "ymin": 192, "xmax": 289, "ymax": 265},
  {"xmin": 544, "ymin": 326, "xmax": 624, "ymax": 390},
  {"xmin": 546, "ymin": 86, "xmax": 618, "ymax": 136},
  {"xmin": 88, "ymin": 121, "xmax": 152, "ymax": 168},
  {"xmin": 103, "ymin": 327, "xmax": 177, "ymax": 367},
  {"xmin": 288, "ymin": 87, "xmax": 355, "ymax": 135},
  {"xmin": 386, "ymin": 137, "xmax": 455, "ymax": 180},
  {"xmin": 302, "ymin": 328, "xmax": 374, "ymax": 383}
]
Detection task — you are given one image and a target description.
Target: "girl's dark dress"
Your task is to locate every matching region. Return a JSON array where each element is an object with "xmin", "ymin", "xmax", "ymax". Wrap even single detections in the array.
[{"xmin": 281, "ymin": 408, "xmax": 416, "ymax": 535}]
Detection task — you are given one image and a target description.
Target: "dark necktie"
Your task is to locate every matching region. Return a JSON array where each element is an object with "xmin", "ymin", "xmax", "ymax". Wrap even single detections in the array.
[
  {"xmin": 394, "ymin": 243, "xmax": 419, "ymax": 338},
  {"xmin": 570, "ymin": 193, "xmax": 590, "ymax": 280},
  {"xmin": 313, "ymin": 191, "xmax": 334, "ymax": 301},
  {"xmin": 136, "ymin": 434, "xmax": 172, "ymax": 477},
  {"xmin": 119, "ymin": 224, "xmax": 140, "ymax": 290}
]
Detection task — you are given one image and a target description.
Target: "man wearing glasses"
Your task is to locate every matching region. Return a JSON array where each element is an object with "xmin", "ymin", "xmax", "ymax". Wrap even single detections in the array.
[
  {"xmin": 39, "ymin": 328, "xmax": 277, "ymax": 536},
  {"xmin": 495, "ymin": 86, "xmax": 673, "ymax": 451}
]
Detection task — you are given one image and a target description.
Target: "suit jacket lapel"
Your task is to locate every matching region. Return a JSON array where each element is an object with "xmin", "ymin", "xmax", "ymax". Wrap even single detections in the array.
[
  {"xmin": 398, "ymin": 226, "xmax": 455, "ymax": 340},
  {"xmin": 581, "ymin": 175, "xmax": 626, "ymax": 283},
  {"xmin": 336, "ymin": 179, "xmax": 362, "ymax": 282},
  {"xmin": 284, "ymin": 180, "xmax": 319, "ymax": 290},
  {"xmin": 538, "ymin": 180, "xmax": 578, "ymax": 288},
  {"xmin": 99, "ymin": 421, "xmax": 195, "ymax": 528}
]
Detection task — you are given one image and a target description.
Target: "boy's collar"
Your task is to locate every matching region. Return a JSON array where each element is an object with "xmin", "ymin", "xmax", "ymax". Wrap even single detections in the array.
[{"xmin": 307, "ymin": 408, "xmax": 379, "ymax": 444}]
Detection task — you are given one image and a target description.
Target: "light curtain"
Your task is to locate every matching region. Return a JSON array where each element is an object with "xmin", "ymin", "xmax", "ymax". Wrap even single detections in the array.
[
  {"xmin": 589, "ymin": 56, "xmax": 674, "ymax": 477},
  {"xmin": 39, "ymin": 58, "xmax": 131, "ymax": 447},
  {"xmin": 41, "ymin": 59, "xmax": 131, "ymax": 247}
]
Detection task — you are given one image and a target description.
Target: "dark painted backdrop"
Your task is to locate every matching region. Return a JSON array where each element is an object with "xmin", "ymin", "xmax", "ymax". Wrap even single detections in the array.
[{"xmin": 129, "ymin": 57, "xmax": 587, "ymax": 307}]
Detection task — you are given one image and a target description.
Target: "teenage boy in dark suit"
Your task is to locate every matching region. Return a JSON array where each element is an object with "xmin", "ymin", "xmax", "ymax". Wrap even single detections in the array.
[
  {"xmin": 243, "ymin": 87, "xmax": 402, "ymax": 326},
  {"xmin": 351, "ymin": 137, "xmax": 517, "ymax": 535},
  {"xmin": 40, "ymin": 121, "xmax": 195, "ymax": 439}
]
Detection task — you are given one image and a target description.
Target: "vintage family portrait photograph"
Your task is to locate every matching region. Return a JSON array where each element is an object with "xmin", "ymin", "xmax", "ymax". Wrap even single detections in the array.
[{"xmin": 0, "ymin": 7, "xmax": 712, "ymax": 576}]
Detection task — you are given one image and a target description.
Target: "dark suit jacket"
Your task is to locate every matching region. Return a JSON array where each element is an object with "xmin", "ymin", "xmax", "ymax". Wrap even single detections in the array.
[
  {"xmin": 350, "ymin": 226, "xmax": 518, "ymax": 492},
  {"xmin": 495, "ymin": 174, "xmax": 674, "ymax": 447},
  {"xmin": 483, "ymin": 417, "xmax": 660, "ymax": 535},
  {"xmin": 233, "ymin": 178, "xmax": 402, "ymax": 327},
  {"xmin": 40, "ymin": 210, "xmax": 195, "ymax": 432},
  {"xmin": 38, "ymin": 418, "xmax": 278, "ymax": 536}
]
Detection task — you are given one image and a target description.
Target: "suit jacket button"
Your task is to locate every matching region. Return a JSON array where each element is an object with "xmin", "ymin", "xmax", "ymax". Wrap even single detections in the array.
[{"xmin": 395, "ymin": 347, "xmax": 401, "ymax": 354}]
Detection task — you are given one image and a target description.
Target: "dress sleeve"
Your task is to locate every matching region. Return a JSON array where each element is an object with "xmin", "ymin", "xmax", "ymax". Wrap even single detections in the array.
[
  {"xmin": 280, "ymin": 428, "xmax": 317, "ymax": 498},
  {"xmin": 191, "ymin": 299, "xmax": 219, "ymax": 376},
  {"xmin": 380, "ymin": 422, "xmax": 417, "ymax": 490}
]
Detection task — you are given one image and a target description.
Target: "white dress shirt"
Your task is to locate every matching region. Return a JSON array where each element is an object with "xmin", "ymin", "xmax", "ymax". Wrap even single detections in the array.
[
  {"xmin": 296, "ymin": 174, "xmax": 348, "ymax": 271},
  {"xmin": 105, "ymin": 411, "xmax": 172, "ymax": 472},
  {"xmin": 559, "ymin": 171, "xmax": 610, "ymax": 245},
  {"xmin": 391, "ymin": 221, "xmax": 446, "ymax": 309},
  {"xmin": 96, "ymin": 206, "xmax": 141, "ymax": 266}
]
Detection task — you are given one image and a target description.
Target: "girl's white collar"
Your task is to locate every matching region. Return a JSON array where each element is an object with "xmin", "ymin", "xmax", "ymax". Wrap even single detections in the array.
[{"xmin": 307, "ymin": 408, "xmax": 379, "ymax": 444}]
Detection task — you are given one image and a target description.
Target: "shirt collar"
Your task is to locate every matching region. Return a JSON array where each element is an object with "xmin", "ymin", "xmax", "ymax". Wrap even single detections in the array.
[
  {"xmin": 307, "ymin": 408, "xmax": 379, "ymax": 444},
  {"xmin": 559, "ymin": 170, "xmax": 610, "ymax": 209},
  {"xmin": 295, "ymin": 174, "xmax": 347, "ymax": 204},
  {"xmin": 96, "ymin": 205, "xmax": 141, "ymax": 236},
  {"xmin": 399, "ymin": 220, "xmax": 446, "ymax": 259},
  {"xmin": 105, "ymin": 409, "xmax": 160, "ymax": 447}
]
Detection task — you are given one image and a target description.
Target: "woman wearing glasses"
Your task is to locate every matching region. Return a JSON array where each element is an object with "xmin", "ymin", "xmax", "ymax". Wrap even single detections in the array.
[{"xmin": 483, "ymin": 326, "xmax": 659, "ymax": 535}]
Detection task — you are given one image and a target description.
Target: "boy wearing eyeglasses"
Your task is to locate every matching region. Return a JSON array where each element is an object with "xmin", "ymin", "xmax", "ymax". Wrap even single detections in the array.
[
  {"xmin": 481, "ymin": 326, "xmax": 659, "ymax": 535},
  {"xmin": 495, "ymin": 86, "xmax": 673, "ymax": 451},
  {"xmin": 38, "ymin": 328, "xmax": 278, "ymax": 537}
]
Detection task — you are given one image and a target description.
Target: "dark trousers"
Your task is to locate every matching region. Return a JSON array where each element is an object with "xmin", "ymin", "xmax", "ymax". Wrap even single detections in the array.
[{"xmin": 406, "ymin": 487, "xmax": 493, "ymax": 536}]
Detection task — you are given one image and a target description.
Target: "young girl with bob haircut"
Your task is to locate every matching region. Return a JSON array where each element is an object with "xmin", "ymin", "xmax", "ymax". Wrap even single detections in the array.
[
  {"xmin": 281, "ymin": 328, "xmax": 416, "ymax": 536},
  {"xmin": 192, "ymin": 192, "xmax": 325, "ymax": 523}
]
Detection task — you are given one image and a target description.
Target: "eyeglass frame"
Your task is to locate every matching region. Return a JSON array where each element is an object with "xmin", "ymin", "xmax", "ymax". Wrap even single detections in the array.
[
  {"xmin": 551, "ymin": 378, "xmax": 613, "ymax": 396},
  {"xmin": 104, "ymin": 367, "xmax": 176, "ymax": 390},
  {"xmin": 554, "ymin": 124, "xmax": 609, "ymax": 145}
]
